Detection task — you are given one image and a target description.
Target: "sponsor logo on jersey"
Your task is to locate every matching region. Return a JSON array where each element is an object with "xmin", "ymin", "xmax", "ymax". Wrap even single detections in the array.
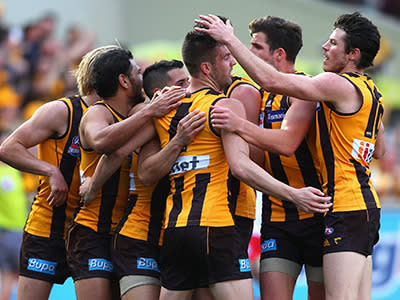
[
  {"xmin": 170, "ymin": 155, "xmax": 210, "ymax": 175},
  {"xmin": 261, "ymin": 238, "xmax": 277, "ymax": 253},
  {"xmin": 88, "ymin": 258, "xmax": 113, "ymax": 272},
  {"xmin": 137, "ymin": 258, "xmax": 160, "ymax": 272},
  {"xmin": 239, "ymin": 258, "xmax": 251, "ymax": 272},
  {"xmin": 67, "ymin": 136, "xmax": 81, "ymax": 157},
  {"xmin": 351, "ymin": 138, "xmax": 375, "ymax": 164},
  {"xmin": 27, "ymin": 258, "xmax": 57, "ymax": 275},
  {"xmin": 267, "ymin": 109, "xmax": 286, "ymax": 123},
  {"xmin": 324, "ymin": 227, "xmax": 334, "ymax": 235}
]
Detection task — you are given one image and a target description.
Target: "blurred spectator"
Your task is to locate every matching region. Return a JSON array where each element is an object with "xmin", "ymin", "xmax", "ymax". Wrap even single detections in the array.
[{"xmin": 0, "ymin": 131, "xmax": 28, "ymax": 300}]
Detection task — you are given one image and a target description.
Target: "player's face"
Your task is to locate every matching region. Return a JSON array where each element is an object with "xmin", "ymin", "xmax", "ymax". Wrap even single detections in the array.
[
  {"xmin": 322, "ymin": 28, "xmax": 349, "ymax": 73},
  {"xmin": 210, "ymin": 45, "xmax": 236, "ymax": 91},
  {"xmin": 128, "ymin": 59, "xmax": 146, "ymax": 104},
  {"xmin": 166, "ymin": 68, "xmax": 190, "ymax": 89},
  {"xmin": 250, "ymin": 32, "xmax": 276, "ymax": 68}
]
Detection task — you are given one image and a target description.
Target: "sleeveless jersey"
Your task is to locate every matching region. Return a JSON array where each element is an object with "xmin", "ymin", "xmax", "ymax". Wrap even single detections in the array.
[
  {"xmin": 224, "ymin": 76, "xmax": 261, "ymax": 220},
  {"xmin": 154, "ymin": 88, "xmax": 235, "ymax": 228},
  {"xmin": 315, "ymin": 72, "xmax": 383, "ymax": 212},
  {"xmin": 260, "ymin": 72, "xmax": 322, "ymax": 222},
  {"xmin": 74, "ymin": 101, "xmax": 130, "ymax": 234},
  {"xmin": 25, "ymin": 95, "xmax": 86, "ymax": 239},
  {"xmin": 115, "ymin": 152, "xmax": 168, "ymax": 246}
]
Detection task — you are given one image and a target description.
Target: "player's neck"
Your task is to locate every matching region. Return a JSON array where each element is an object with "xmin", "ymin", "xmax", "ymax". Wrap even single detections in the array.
[{"xmin": 188, "ymin": 77, "xmax": 222, "ymax": 93}]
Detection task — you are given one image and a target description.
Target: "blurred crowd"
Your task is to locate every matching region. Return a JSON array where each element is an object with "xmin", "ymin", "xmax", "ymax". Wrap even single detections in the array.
[
  {"xmin": 325, "ymin": 0, "xmax": 400, "ymax": 19},
  {"xmin": 0, "ymin": 10, "xmax": 95, "ymax": 132}
]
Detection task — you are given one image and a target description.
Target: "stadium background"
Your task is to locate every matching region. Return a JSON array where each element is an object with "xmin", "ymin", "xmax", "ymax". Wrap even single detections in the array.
[{"xmin": 1, "ymin": 0, "xmax": 400, "ymax": 299}]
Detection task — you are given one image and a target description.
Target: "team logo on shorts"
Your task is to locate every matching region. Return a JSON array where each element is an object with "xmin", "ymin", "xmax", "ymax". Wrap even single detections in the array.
[
  {"xmin": 67, "ymin": 136, "xmax": 81, "ymax": 157},
  {"xmin": 261, "ymin": 239, "xmax": 277, "ymax": 253},
  {"xmin": 88, "ymin": 258, "xmax": 113, "ymax": 272},
  {"xmin": 27, "ymin": 258, "xmax": 57, "ymax": 275},
  {"xmin": 324, "ymin": 227, "xmax": 334, "ymax": 235},
  {"xmin": 239, "ymin": 258, "xmax": 251, "ymax": 272},
  {"xmin": 137, "ymin": 258, "xmax": 160, "ymax": 272}
]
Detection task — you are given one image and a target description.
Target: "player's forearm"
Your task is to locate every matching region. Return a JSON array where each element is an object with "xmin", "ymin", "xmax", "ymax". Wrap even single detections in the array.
[
  {"xmin": 231, "ymin": 156, "xmax": 295, "ymax": 202},
  {"xmin": 92, "ymin": 109, "xmax": 154, "ymax": 154},
  {"xmin": 89, "ymin": 153, "xmax": 125, "ymax": 193},
  {"xmin": 138, "ymin": 139, "xmax": 184, "ymax": 186},
  {"xmin": 0, "ymin": 143, "xmax": 56, "ymax": 176}
]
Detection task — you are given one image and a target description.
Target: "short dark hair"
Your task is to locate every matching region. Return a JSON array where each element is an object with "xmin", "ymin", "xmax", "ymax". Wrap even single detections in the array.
[
  {"xmin": 90, "ymin": 48, "xmax": 133, "ymax": 98},
  {"xmin": 182, "ymin": 30, "xmax": 219, "ymax": 77},
  {"xmin": 142, "ymin": 59, "xmax": 184, "ymax": 98},
  {"xmin": 249, "ymin": 16, "xmax": 303, "ymax": 64},
  {"xmin": 334, "ymin": 12, "xmax": 380, "ymax": 69}
]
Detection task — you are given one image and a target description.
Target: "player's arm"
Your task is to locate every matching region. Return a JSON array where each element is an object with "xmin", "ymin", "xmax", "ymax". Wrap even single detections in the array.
[
  {"xmin": 80, "ymin": 86, "xmax": 186, "ymax": 154},
  {"xmin": 212, "ymin": 97, "xmax": 316, "ymax": 156},
  {"xmin": 195, "ymin": 15, "xmax": 355, "ymax": 108},
  {"xmin": 79, "ymin": 104, "xmax": 157, "ymax": 204},
  {"xmin": 0, "ymin": 101, "xmax": 70, "ymax": 206},
  {"xmin": 373, "ymin": 121, "xmax": 386, "ymax": 159},
  {"xmin": 217, "ymin": 98, "xmax": 331, "ymax": 213},
  {"xmin": 229, "ymin": 83, "xmax": 264, "ymax": 165},
  {"xmin": 138, "ymin": 109, "xmax": 206, "ymax": 186}
]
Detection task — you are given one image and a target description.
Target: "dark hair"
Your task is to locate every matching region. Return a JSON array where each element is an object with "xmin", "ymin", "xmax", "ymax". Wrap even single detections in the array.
[
  {"xmin": 142, "ymin": 59, "xmax": 184, "ymax": 98},
  {"xmin": 182, "ymin": 30, "xmax": 219, "ymax": 77},
  {"xmin": 334, "ymin": 12, "xmax": 380, "ymax": 69},
  {"xmin": 249, "ymin": 16, "xmax": 302, "ymax": 64},
  {"xmin": 90, "ymin": 48, "xmax": 133, "ymax": 98}
]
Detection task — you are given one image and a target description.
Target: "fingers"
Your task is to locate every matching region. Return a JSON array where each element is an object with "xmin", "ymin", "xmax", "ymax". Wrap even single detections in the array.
[{"xmin": 47, "ymin": 190, "xmax": 67, "ymax": 207}]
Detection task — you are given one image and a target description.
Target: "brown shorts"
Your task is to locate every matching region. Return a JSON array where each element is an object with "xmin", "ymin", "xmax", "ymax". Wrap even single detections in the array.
[
  {"xmin": 111, "ymin": 233, "xmax": 161, "ymax": 280},
  {"xmin": 19, "ymin": 231, "xmax": 70, "ymax": 284},
  {"xmin": 66, "ymin": 222, "xmax": 115, "ymax": 281},
  {"xmin": 323, "ymin": 208, "xmax": 380, "ymax": 256},
  {"xmin": 260, "ymin": 215, "xmax": 324, "ymax": 267},
  {"xmin": 233, "ymin": 215, "xmax": 253, "ymax": 280},
  {"xmin": 160, "ymin": 225, "xmax": 248, "ymax": 290}
]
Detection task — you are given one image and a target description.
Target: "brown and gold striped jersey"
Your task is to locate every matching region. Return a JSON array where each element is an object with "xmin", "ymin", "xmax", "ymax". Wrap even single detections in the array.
[
  {"xmin": 154, "ymin": 88, "xmax": 235, "ymax": 228},
  {"xmin": 315, "ymin": 72, "xmax": 383, "ymax": 212},
  {"xmin": 74, "ymin": 101, "xmax": 130, "ymax": 234},
  {"xmin": 25, "ymin": 95, "xmax": 87, "ymax": 239}
]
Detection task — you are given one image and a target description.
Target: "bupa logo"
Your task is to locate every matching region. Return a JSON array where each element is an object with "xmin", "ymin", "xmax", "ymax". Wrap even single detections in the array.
[
  {"xmin": 67, "ymin": 136, "xmax": 81, "ymax": 157},
  {"xmin": 170, "ymin": 155, "xmax": 210, "ymax": 175},
  {"xmin": 351, "ymin": 138, "xmax": 375, "ymax": 164},
  {"xmin": 27, "ymin": 258, "xmax": 57, "ymax": 275},
  {"xmin": 324, "ymin": 227, "xmax": 334, "ymax": 235},
  {"xmin": 261, "ymin": 239, "xmax": 277, "ymax": 253},
  {"xmin": 267, "ymin": 109, "xmax": 286, "ymax": 123},
  {"xmin": 137, "ymin": 258, "xmax": 160, "ymax": 272},
  {"xmin": 88, "ymin": 258, "xmax": 113, "ymax": 272},
  {"xmin": 239, "ymin": 258, "xmax": 251, "ymax": 272}
]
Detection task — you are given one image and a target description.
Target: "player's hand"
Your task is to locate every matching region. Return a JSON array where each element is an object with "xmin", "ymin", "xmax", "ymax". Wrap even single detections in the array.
[
  {"xmin": 290, "ymin": 187, "xmax": 332, "ymax": 213},
  {"xmin": 47, "ymin": 168, "xmax": 68, "ymax": 207},
  {"xmin": 194, "ymin": 14, "xmax": 234, "ymax": 44},
  {"xmin": 175, "ymin": 109, "xmax": 206, "ymax": 146},
  {"xmin": 210, "ymin": 105, "xmax": 242, "ymax": 133},
  {"xmin": 148, "ymin": 86, "xmax": 186, "ymax": 117},
  {"xmin": 79, "ymin": 176, "xmax": 97, "ymax": 206}
]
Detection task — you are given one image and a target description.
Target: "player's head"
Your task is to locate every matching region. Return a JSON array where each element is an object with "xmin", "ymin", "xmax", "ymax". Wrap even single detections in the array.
[
  {"xmin": 333, "ymin": 12, "xmax": 380, "ymax": 69},
  {"xmin": 90, "ymin": 48, "xmax": 144, "ymax": 104},
  {"xmin": 182, "ymin": 29, "xmax": 235, "ymax": 90},
  {"xmin": 75, "ymin": 45, "xmax": 121, "ymax": 96},
  {"xmin": 142, "ymin": 59, "xmax": 189, "ymax": 98},
  {"xmin": 249, "ymin": 16, "xmax": 302, "ymax": 64}
]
